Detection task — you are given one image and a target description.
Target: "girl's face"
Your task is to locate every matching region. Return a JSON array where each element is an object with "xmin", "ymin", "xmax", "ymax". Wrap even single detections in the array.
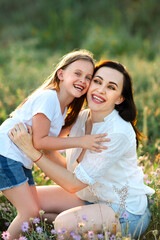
[
  {"xmin": 87, "ymin": 67, "xmax": 124, "ymax": 121},
  {"xmin": 57, "ymin": 60, "xmax": 94, "ymax": 98}
]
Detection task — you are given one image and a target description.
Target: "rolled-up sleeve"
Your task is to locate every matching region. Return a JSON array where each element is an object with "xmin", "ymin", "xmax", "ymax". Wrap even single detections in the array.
[{"xmin": 74, "ymin": 133, "xmax": 130, "ymax": 185}]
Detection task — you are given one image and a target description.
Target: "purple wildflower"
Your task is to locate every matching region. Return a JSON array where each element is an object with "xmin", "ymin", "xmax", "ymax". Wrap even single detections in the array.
[
  {"xmin": 110, "ymin": 234, "xmax": 116, "ymax": 240},
  {"xmin": 97, "ymin": 233, "xmax": 104, "ymax": 239},
  {"xmin": 51, "ymin": 229, "xmax": 57, "ymax": 235},
  {"xmin": 33, "ymin": 217, "xmax": 40, "ymax": 224},
  {"xmin": 36, "ymin": 226, "xmax": 43, "ymax": 233},
  {"xmin": 5, "ymin": 222, "xmax": 10, "ymax": 227},
  {"xmin": 122, "ymin": 210, "xmax": 129, "ymax": 219},
  {"xmin": 21, "ymin": 222, "xmax": 29, "ymax": 232},
  {"xmin": 73, "ymin": 235, "xmax": 81, "ymax": 240},
  {"xmin": 82, "ymin": 214, "xmax": 88, "ymax": 221},
  {"xmin": 70, "ymin": 231, "xmax": 75, "ymax": 237},
  {"xmin": 61, "ymin": 228, "xmax": 67, "ymax": 234}
]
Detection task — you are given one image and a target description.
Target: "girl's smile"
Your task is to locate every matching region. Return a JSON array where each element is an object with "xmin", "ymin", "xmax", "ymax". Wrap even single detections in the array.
[{"xmin": 58, "ymin": 60, "xmax": 94, "ymax": 101}]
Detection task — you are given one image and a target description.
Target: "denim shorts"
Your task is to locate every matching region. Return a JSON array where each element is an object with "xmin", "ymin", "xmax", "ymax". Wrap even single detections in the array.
[
  {"xmin": 84, "ymin": 200, "xmax": 151, "ymax": 239},
  {"xmin": 0, "ymin": 154, "xmax": 35, "ymax": 191}
]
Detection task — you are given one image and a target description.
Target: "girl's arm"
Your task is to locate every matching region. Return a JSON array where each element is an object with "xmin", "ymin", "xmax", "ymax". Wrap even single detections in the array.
[
  {"xmin": 32, "ymin": 113, "xmax": 109, "ymax": 152},
  {"xmin": 43, "ymin": 150, "xmax": 67, "ymax": 168},
  {"xmin": 9, "ymin": 123, "xmax": 87, "ymax": 193}
]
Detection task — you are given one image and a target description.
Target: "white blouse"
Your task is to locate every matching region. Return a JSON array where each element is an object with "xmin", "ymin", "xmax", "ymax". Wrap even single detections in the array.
[{"xmin": 66, "ymin": 109, "xmax": 155, "ymax": 215}]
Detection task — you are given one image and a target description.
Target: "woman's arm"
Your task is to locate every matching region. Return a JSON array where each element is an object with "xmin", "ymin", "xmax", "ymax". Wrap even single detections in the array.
[
  {"xmin": 32, "ymin": 113, "xmax": 109, "ymax": 152},
  {"xmin": 9, "ymin": 123, "xmax": 87, "ymax": 193}
]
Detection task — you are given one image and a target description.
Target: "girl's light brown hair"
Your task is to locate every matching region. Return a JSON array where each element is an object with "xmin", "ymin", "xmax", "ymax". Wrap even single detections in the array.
[{"xmin": 11, "ymin": 49, "xmax": 95, "ymax": 127}]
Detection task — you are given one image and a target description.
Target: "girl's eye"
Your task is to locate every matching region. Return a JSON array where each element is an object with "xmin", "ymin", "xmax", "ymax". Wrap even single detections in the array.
[
  {"xmin": 75, "ymin": 72, "xmax": 81, "ymax": 76},
  {"xmin": 86, "ymin": 76, "xmax": 92, "ymax": 81}
]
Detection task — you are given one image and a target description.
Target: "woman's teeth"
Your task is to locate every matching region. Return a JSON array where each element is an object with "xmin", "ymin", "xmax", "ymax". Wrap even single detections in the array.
[{"xmin": 92, "ymin": 94, "xmax": 105, "ymax": 102}]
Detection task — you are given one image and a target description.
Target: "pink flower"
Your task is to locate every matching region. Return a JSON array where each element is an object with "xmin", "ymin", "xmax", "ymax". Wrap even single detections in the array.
[
  {"xmin": 1, "ymin": 231, "xmax": 10, "ymax": 240},
  {"xmin": 145, "ymin": 179, "xmax": 151, "ymax": 185}
]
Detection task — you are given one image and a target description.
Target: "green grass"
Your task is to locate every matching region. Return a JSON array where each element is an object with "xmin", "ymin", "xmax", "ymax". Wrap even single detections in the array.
[{"xmin": 0, "ymin": 143, "xmax": 159, "ymax": 240}]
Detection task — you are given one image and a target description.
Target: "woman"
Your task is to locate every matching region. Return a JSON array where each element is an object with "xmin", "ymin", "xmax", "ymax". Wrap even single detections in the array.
[{"xmin": 9, "ymin": 60, "xmax": 155, "ymax": 239}]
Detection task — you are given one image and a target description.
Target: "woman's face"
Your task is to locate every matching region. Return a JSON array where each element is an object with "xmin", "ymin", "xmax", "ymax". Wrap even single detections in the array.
[{"xmin": 87, "ymin": 66, "xmax": 124, "ymax": 120}]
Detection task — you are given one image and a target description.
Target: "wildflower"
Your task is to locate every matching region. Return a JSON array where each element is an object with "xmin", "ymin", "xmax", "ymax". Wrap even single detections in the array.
[
  {"xmin": 21, "ymin": 222, "xmax": 29, "ymax": 232},
  {"xmin": 51, "ymin": 229, "xmax": 57, "ymax": 235},
  {"xmin": 110, "ymin": 234, "xmax": 116, "ymax": 240},
  {"xmin": 77, "ymin": 222, "xmax": 85, "ymax": 228},
  {"xmin": 1, "ymin": 231, "xmax": 10, "ymax": 240},
  {"xmin": 5, "ymin": 222, "xmax": 10, "ymax": 227},
  {"xmin": 36, "ymin": 226, "xmax": 43, "ymax": 233},
  {"xmin": 70, "ymin": 231, "xmax": 75, "ymax": 237},
  {"xmin": 58, "ymin": 229, "xmax": 62, "ymax": 234},
  {"xmin": 19, "ymin": 237, "xmax": 28, "ymax": 240},
  {"xmin": 39, "ymin": 209, "xmax": 45, "ymax": 215},
  {"xmin": 73, "ymin": 234, "xmax": 81, "ymax": 240},
  {"xmin": 61, "ymin": 228, "xmax": 67, "ymax": 234},
  {"xmin": 88, "ymin": 230, "xmax": 94, "ymax": 239},
  {"xmin": 145, "ymin": 179, "xmax": 151, "ymax": 184},
  {"xmin": 149, "ymin": 199, "xmax": 154, "ymax": 204},
  {"xmin": 82, "ymin": 214, "xmax": 88, "ymax": 221},
  {"xmin": 33, "ymin": 217, "xmax": 40, "ymax": 224},
  {"xmin": 122, "ymin": 211, "xmax": 129, "ymax": 219},
  {"xmin": 97, "ymin": 233, "xmax": 104, "ymax": 239}
]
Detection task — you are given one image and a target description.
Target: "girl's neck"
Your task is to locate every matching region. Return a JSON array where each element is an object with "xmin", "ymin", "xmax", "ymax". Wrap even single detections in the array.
[{"xmin": 57, "ymin": 90, "xmax": 74, "ymax": 114}]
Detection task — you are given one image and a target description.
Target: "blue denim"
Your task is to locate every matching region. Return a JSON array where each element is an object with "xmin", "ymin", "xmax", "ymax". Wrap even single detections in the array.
[
  {"xmin": 0, "ymin": 154, "xmax": 35, "ymax": 191},
  {"xmin": 84, "ymin": 200, "xmax": 151, "ymax": 238}
]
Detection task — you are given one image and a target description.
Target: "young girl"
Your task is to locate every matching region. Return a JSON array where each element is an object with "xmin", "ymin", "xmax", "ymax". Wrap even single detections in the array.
[
  {"xmin": 10, "ymin": 60, "xmax": 155, "ymax": 239},
  {"xmin": 0, "ymin": 50, "xmax": 108, "ymax": 239}
]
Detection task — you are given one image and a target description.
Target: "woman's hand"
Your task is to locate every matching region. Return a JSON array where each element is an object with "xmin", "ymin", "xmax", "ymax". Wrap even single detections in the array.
[
  {"xmin": 8, "ymin": 123, "xmax": 40, "ymax": 160},
  {"xmin": 80, "ymin": 133, "xmax": 110, "ymax": 152}
]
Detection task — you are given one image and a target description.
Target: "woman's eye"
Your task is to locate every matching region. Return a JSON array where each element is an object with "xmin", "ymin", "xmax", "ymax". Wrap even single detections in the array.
[
  {"xmin": 93, "ymin": 79, "xmax": 101, "ymax": 84},
  {"xmin": 108, "ymin": 85, "xmax": 115, "ymax": 90}
]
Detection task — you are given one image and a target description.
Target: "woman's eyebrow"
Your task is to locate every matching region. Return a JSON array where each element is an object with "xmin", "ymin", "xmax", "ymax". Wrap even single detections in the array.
[
  {"xmin": 95, "ymin": 75, "xmax": 118, "ymax": 87},
  {"xmin": 109, "ymin": 81, "xmax": 118, "ymax": 87}
]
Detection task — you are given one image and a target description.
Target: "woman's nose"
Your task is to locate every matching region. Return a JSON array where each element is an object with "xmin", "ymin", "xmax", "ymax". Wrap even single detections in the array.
[{"xmin": 98, "ymin": 85, "xmax": 106, "ymax": 94}]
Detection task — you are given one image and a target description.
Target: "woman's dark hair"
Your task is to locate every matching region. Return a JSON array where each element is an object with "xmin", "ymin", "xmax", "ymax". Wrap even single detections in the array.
[{"xmin": 94, "ymin": 60, "xmax": 143, "ymax": 146}]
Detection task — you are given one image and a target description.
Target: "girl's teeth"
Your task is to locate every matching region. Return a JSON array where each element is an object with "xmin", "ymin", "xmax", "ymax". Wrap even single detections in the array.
[{"xmin": 74, "ymin": 85, "xmax": 84, "ymax": 91}]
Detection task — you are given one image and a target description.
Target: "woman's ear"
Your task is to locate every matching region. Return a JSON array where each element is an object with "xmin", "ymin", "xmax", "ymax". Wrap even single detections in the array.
[
  {"xmin": 115, "ymin": 95, "xmax": 125, "ymax": 105},
  {"xmin": 57, "ymin": 69, "xmax": 64, "ymax": 81}
]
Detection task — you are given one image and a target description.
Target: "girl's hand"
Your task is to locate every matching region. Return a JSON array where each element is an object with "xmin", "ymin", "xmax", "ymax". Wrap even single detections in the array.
[
  {"xmin": 8, "ymin": 123, "xmax": 38, "ymax": 158},
  {"xmin": 80, "ymin": 134, "xmax": 110, "ymax": 152}
]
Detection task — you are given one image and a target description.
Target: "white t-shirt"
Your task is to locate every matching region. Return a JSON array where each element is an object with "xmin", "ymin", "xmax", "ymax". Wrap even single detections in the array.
[
  {"xmin": 0, "ymin": 89, "xmax": 67, "ymax": 169},
  {"xmin": 66, "ymin": 109, "xmax": 155, "ymax": 215}
]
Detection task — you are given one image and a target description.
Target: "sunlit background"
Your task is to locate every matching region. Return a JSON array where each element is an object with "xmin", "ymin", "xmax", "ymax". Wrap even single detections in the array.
[{"xmin": 0, "ymin": 0, "xmax": 160, "ymax": 144}]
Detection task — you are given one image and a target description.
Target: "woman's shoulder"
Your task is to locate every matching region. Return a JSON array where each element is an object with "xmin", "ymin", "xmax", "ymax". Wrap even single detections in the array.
[{"xmin": 113, "ymin": 111, "xmax": 136, "ymax": 138}]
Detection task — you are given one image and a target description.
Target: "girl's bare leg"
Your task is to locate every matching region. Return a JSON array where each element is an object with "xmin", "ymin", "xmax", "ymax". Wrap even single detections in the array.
[
  {"xmin": 54, "ymin": 204, "xmax": 121, "ymax": 234},
  {"xmin": 36, "ymin": 185, "xmax": 85, "ymax": 222},
  {"xmin": 2, "ymin": 183, "xmax": 40, "ymax": 240}
]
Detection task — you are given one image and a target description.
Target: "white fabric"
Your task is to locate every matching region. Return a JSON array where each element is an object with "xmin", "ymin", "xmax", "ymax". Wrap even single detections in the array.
[
  {"xmin": 66, "ymin": 109, "xmax": 155, "ymax": 215},
  {"xmin": 0, "ymin": 89, "xmax": 67, "ymax": 169}
]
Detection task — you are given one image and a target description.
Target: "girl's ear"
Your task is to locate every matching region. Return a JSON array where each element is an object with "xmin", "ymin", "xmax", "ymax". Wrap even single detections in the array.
[
  {"xmin": 57, "ymin": 69, "xmax": 64, "ymax": 81},
  {"xmin": 115, "ymin": 95, "xmax": 125, "ymax": 105}
]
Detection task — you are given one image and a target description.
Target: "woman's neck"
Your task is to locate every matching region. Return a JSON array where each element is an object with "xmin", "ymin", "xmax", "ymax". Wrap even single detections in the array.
[{"xmin": 89, "ymin": 109, "xmax": 114, "ymax": 123}]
